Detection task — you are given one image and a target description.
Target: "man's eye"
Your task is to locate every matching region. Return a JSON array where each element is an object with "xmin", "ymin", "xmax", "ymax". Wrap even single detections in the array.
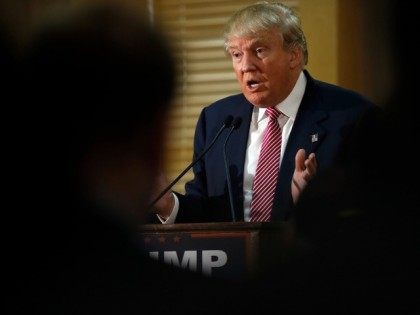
[
  {"xmin": 231, "ymin": 52, "xmax": 241, "ymax": 59},
  {"xmin": 256, "ymin": 48, "xmax": 265, "ymax": 54}
]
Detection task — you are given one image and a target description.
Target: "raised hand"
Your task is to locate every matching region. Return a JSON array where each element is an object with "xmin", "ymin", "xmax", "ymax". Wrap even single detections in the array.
[{"xmin": 291, "ymin": 149, "xmax": 317, "ymax": 204}]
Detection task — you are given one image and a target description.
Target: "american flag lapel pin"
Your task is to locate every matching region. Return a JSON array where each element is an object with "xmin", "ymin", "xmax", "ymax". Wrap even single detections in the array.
[{"xmin": 311, "ymin": 133, "xmax": 319, "ymax": 143}]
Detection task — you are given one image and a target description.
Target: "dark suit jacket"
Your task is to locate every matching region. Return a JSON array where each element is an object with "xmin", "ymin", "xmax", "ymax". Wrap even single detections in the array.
[{"xmin": 176, "ymin": 71, "xmax": 373, "ymax": 223}]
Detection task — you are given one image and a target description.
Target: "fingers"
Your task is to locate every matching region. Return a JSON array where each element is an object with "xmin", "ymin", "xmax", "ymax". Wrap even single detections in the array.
[
  {"xmin": 292, "ymin": 150, "xmax": 318, "ymax": 204},
  {"xmin": 294, "ymin": 148, "xmax": 306, "ymax": 171},
  {"xmin": 294, "ymin": 149, "xmax": 317, "ymax": 179},
  {"xmin": 293, "ymin": 150, "xmax": 317, "ymax": 181},
  {"xmin": 305, "ymin": 153, "xmax": 317, "ymax": 174}
]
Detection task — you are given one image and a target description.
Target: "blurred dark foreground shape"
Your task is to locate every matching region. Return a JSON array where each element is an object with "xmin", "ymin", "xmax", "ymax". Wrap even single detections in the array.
[{"xmin": 2, "ymin": 1, "xmax": 248, "ymax": 314}]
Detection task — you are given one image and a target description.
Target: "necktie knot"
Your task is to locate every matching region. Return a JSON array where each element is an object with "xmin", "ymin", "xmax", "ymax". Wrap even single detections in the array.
[{"xmin": 266, "ymin": 107, "xmax": 280, "ymax": 120}]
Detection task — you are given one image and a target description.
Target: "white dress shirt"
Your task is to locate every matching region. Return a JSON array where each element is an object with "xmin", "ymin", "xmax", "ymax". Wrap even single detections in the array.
[{"xmin": 160, "ymin": 71, "xmax": 307, "ymax": 223}]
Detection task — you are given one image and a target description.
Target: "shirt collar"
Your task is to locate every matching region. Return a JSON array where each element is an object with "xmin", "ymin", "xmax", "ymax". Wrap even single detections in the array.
[{"xmin": 256, "ymin": 71, "xmax": 307, "ymax": 122}]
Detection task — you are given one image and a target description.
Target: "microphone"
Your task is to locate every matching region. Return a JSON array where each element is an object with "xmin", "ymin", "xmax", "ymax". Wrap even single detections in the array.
[
  {"xmin": 223, "ymin": 117, "xmax": 242, "ymax": 222},
  {"xmin": 148, "ymin": 115, "xmax": 233, "ymax": 209}
]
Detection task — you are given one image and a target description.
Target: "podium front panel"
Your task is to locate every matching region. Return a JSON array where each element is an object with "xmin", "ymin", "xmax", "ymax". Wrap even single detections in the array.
[{"xmin": 134, "ymin": 222, "xmax": 293, "ymax": 280}]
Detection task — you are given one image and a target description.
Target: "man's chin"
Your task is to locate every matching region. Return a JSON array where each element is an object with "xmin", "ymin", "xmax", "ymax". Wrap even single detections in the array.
[
  {"xmin": 244, "ymin": 94, "xmax": 272, "ymax": 108},
  {"xmin": 243, "ymin": 90, "xmax": 274, "ymax": 107}
]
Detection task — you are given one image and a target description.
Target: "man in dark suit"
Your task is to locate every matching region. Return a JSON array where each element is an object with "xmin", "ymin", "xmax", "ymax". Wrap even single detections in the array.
[
  {"xmin": 246, "ymin": 1, "xmax": 419, "ymax": 312},
  {"xmin": 153, "ymin": 2, "xmax": 373, "ymax": 224}
]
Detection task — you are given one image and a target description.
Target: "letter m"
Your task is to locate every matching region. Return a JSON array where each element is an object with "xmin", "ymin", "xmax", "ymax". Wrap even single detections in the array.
[{"xmin": 163, "ymin": 250, "xmax": 197, "ymax": 272}]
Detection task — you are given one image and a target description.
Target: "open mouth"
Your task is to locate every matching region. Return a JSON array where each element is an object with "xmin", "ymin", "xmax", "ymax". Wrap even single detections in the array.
[{"xmin": 246, "ymin": 79, "xmax": 262, "ymax": 90}]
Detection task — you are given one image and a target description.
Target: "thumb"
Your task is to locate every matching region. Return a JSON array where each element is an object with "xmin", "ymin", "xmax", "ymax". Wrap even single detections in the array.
[{"xmin": 294, "ymin": 149, "xmax": 306, "ymax": 171}]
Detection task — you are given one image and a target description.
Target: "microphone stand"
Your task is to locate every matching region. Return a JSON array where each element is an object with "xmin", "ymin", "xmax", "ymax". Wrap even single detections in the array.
[
  {"xmin": 148, "ymin": 116, "xmax": 233, "ymax": 209},
  {"xmin": 223, "ymin": 117, "xmax": 242, "ymax": 222}
]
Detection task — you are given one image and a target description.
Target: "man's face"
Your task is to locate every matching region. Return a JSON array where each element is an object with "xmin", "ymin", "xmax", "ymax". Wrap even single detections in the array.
[{"xmin": 227, "ymin": 28, "xmax": 301, "ymax": 108}]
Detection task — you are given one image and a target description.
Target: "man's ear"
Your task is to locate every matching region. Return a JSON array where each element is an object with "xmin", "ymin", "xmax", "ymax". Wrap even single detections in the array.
[{"xmin": 289, "ymin": 47, "xmax": 302, "ymax": 69}]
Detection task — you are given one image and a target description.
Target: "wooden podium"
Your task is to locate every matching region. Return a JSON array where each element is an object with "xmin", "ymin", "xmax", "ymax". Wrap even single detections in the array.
[{"xmin": 134, "ymin": 222, "xmax": 294, "ymax": 281}]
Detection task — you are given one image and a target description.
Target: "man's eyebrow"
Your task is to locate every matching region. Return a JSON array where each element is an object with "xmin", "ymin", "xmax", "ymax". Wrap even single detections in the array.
[
  {"xmin": 250, "ymin": 38, "xmax": 270, "ymax": 46},
  {"xmin": 227, "ymin": 39, "xmax": 268, "ymax": 50}
]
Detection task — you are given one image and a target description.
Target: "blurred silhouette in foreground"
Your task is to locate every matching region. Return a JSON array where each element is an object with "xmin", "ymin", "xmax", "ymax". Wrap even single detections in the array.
[{"xmin": 4, "ymin": 1, "xmax": 241, "ymax": 314}]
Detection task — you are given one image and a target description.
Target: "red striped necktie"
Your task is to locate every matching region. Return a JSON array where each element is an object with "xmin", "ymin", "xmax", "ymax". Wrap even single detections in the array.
[{"xmin": 250, "ymin": 107, "xmax": 283, "ymax": 222}]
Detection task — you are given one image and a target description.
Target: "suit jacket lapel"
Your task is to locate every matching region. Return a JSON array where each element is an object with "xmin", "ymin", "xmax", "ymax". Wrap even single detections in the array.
[
  {"xmin": 272, "ymin": 71, "xmax": 328, "ymax": 220},
  {"xmin": 298, "ymin": 111, "xmax": 328, "ymax": 154},
  {"xmin": 284, "ymin": 71, "xmax": 328, "ymax": 159}
]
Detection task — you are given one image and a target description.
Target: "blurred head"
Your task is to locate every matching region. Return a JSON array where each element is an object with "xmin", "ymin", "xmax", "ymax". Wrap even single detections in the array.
[
  {"xmin": 23, "ymin": 1, "xmax": 175, "ymax": 225},
  {"xmin": 224, "ymin": 2, "xmax": 307, "ymax": 107}
]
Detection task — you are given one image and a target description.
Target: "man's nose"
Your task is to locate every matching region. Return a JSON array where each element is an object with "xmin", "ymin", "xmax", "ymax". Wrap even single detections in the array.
[{"xmin": 241, "ymin": 54, "xmax": 257, "ymax": 72}]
